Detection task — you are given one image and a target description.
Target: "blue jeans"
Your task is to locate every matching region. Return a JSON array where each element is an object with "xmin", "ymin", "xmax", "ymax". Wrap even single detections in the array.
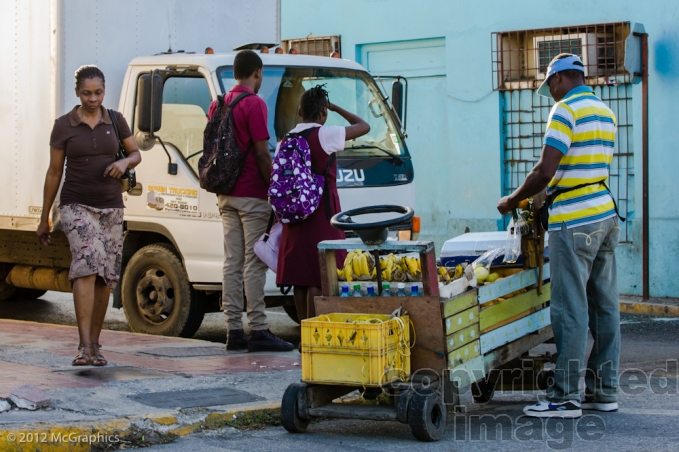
[{"xmin": 547, "ymin": 216, "xmax": 621, "ymax": 403}]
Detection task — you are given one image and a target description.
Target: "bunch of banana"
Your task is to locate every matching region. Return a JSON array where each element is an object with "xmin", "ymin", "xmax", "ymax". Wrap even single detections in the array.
[
  {"xmin": 337, "ymin": 249, "xmax": 374, "ymax": 282},
  {"xmin": 438, "ymin": 263, "xmax": 467, "ymax": 284},
  {"xmin": 378, "ymin": 254, "xmax": 400, "ymax": 282},
  {"xmin": 404, "ymin": 256, "xmax": 422, "ymax": 282},
  {"xmin": 438, "ymin": 265, "xmax": 451, "ymax": 283}
]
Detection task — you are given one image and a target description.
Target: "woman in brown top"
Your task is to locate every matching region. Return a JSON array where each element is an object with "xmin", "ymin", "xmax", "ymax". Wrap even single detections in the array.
[{"xmin": 37, "ymin": 65, "xmax": 141, "ymax": 366}]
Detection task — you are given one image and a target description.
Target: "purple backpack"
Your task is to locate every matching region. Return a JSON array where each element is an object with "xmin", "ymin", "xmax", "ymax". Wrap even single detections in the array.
[{"xmin": 268, "ymin": 127, "xmax": 335, "ymax": 224}]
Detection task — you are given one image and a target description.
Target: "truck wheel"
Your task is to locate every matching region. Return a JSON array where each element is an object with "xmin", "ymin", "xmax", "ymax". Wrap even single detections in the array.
[
  {"xmin": 0, "ymin": 263, "xmax": 17, "ymax": 301},
  {"xmin": 121, "ymin": 243, "xmax": 205, "ymax": 337},
  {"xmin": 408, "ymin": 389, "xmax": 447, "ymax": 442},
  {"xmin": 283, "ymin": 305, "xmax": 300, "ymax": 324}
]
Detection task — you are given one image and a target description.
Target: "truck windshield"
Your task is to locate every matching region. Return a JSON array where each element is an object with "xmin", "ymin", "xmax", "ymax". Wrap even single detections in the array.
[{"xmin": 217, "ymin": 66, "xmax": 406, "ymax": 157}]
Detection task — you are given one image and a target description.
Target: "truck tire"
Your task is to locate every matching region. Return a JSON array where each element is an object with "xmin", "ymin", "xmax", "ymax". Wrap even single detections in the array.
[
  {"xmin": 283, "ymin": 304, "xmax": 300, "ymax": 324},
  {"xmin": 0, "ymin": 263, "xmax": 17, "ymax": 301},
  {"xmin": 121, "ymin": 243, "xmax": 205, "ymax": 337}
]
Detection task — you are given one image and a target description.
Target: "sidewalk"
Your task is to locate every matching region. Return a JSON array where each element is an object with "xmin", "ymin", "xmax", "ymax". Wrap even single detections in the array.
[
  {"xmin": 0, "ymin": 319, "xmax": 302, "ymax": 450},
  {"xmin": 619, "ymin": 295, "xmax": 679, "ymax": 316}
]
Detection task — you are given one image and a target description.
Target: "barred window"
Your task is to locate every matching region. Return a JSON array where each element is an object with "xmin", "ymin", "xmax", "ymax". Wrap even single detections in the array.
[{"xmin": 491, "ymin": 23, "xmax": 631, "ymax": 91}]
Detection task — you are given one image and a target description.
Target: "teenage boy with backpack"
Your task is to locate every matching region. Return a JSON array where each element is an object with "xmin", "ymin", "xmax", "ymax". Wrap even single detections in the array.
[{"xmin": 207, "ymin": 50, "xmax": 294, "ymax": 352}]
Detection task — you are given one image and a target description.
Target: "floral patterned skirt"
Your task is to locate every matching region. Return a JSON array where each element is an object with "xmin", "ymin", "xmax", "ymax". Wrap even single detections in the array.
[{"xmin": 60, "ymin": 204, "xmax": 124, "ymax": 288}]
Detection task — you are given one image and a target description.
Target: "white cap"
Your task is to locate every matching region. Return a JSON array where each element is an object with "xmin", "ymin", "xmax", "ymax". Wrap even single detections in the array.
[{"xmin": 397, "ymin": 283, "xmax": 405, "ymax": 289}]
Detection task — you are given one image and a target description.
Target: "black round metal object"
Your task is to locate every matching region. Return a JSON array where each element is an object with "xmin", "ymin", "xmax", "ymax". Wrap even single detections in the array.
[{"xmin": 330, "ymin": 205, "xmax": 414, "ymax": 245}]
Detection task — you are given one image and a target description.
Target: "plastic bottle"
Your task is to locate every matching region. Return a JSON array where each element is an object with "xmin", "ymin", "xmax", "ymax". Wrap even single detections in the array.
[
  {"xmin": 382, "ymin": 283, "xmax": 392, "ymax": 296},
  {"xmin": 366, "ymin": 286, "xmax": 377, "ymax": 297},
  {"xmin": 410, "ymin": 285, "xmax": 421, "ymax": 297},
  {"xmin": 339, "ymin": 285, "xmax": 350, "ymax": 297},
  {"xmin": 352, "ymin": 284, "xmax": 364, "ymax": 297},
  {"xmin": 396, "ymin": 282, "xmax": 407, "ymax": 297}
]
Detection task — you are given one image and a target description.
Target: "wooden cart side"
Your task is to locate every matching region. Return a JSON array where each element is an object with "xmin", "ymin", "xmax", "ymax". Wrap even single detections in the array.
[{"xmin": 446, "ymin": 326, "xmax": 554, "ymax": 389}]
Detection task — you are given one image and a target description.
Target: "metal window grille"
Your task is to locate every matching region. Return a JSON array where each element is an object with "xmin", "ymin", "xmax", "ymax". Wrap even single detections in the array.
[
  {"xmin": 281, "ymin": 35, "xmax": 341, "ymax": 57},
  {"xmin": 492, "ymin": 23, "xmax": 634, "ymax": 242}
]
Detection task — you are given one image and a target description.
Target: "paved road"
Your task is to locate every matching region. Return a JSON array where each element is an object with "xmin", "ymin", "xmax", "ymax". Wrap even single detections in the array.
[
  {"xmin": 1, "ymin": 293, "xmax": 677, "ymax": 451},
  {"xmin": 146, "ymin": 314, "xmax": 679, "ymax": 451}
]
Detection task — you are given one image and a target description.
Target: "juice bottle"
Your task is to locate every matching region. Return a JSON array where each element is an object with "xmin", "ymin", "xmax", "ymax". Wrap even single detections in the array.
[
  {"xmin": 352, "ymin": 284, "xmax": 364, "ymax": 297},
  {"xmin": 339, "ymin": 286, "xmax": 350, "ymax": 297},
  {"xmin": 382, "ymin": 283, "xmax": 392, "ymax": 296}
]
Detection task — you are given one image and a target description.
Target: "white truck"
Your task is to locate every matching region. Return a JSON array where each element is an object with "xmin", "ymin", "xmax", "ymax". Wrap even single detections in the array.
[{"xmin": 0, "ymin": 0, "xmax": 418, "ymax": 337}]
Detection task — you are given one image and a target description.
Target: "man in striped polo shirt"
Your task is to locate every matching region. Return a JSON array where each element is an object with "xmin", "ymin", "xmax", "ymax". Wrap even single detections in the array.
[{"xmin": 498, "ymin": 53, "xmax": 621, "ymax": 418}]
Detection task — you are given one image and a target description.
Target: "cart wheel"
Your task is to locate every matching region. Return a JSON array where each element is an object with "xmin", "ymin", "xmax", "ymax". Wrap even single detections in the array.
[
  {"xmin": 472, "ymin": 377, "xmax": 495, "ymax": 403},
  {"xmin": 537, "ymin": 369, "xmax": 555, "ymax": 391},
  {"xmin": 396, "ymin": 389, "xmax": 414, "ymax": 423},
  {"xmin": 281, "ymin": 383, "xmax": 309, "ymax": 433},
  {"xmin": 408, "ymin": 389, "xmax": 447, "ymax": 442}
]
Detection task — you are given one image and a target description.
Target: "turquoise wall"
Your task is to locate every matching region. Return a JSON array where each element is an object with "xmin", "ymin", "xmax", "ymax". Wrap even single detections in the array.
[{"xmin": 282, "ymin": 0, "xmax": 679, "ymax": 298}]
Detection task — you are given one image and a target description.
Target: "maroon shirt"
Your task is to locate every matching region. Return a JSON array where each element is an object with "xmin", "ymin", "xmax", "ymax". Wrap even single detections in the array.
[
  {"xmin": 49, "ymin": 106, "xmax": 132, "ymax": 209},
  {"xmin": 207, "ymin": 85, "xmax": 270, "ymax": 199}
]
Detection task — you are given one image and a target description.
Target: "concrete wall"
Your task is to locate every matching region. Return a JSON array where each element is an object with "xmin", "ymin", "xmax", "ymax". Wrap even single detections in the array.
[{"xmin": 282, "ymin": 0, "xmax": 679, "ymax": 297}]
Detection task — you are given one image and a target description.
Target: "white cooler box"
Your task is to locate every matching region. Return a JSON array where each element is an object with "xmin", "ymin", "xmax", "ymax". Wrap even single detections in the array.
[{"xmin": 440, "ymin": 231, "xmax": 549, "ymax": 268}]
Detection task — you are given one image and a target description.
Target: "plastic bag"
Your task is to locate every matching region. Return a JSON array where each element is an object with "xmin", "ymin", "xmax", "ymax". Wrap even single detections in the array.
[
  {"xmin": 471, "ymin": 248, "xmax": 504, "ymax": 271},
  {"xmin": 503, "ymin": 212, "xmax": 527, "ymax": 264}
]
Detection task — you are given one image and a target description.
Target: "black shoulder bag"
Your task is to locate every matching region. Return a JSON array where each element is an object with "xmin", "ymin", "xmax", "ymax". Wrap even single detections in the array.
[
  {"xmin": 539, "ymin": 182, "xmax": 625, "ymax": 230},
  {"xmin": 108, "ymin": 109, "xmax": 136, "ymax": 193}
]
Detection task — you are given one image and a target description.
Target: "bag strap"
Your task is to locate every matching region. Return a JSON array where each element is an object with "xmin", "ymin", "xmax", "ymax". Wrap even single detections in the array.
[
  {"xmin": 297, "ymin": 126, "xmax": 320, "ymax": 140},
  {"xmin": 548, "ymin": 181, "xmax": 626, "ymax": 222},
  {"xmin": 107, "ymin": 109, "xmax": 125, "ymax": 159},
  {"xmin": 219, "ymin": 92, "xmax": 256, "ymax": 156},
  {"xmin": 320, "ymin": 153, "xmax": 336, "ymax": 220},
  {"xmin": 262, "ymin": 211, "xmax": 276, "ymax": 243},
  {"xmin": 219, "ymin": 92, "xmax": 253, "ymax": 118}
]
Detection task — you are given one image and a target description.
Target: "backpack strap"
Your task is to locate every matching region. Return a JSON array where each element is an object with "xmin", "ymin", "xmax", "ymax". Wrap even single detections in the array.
[
  {"xmin": 218, "ymin": 92, "xmax": 256, "ymax": 156},
  {"xmin": 297, "ymin": 126, "xmax": 320, "ymax": 140},
  {"xmin": 220, "ymin": 92, "xmax": 253, "ymax": 118}
]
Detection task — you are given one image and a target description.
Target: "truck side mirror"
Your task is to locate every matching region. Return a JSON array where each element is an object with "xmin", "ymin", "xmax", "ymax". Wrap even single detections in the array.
[
  {"xmin": 137, "ymin": 73, "xmax": 163, "ymax": 133},
  {"xmin": 391, "ymin": 80, "xmax": 404, "ymax": 122}
]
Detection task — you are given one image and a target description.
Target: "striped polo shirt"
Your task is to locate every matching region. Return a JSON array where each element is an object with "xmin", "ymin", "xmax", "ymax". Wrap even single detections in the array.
[{"xmin": 544, "ymin": 86, "xmax": 617, "ymax": 230}]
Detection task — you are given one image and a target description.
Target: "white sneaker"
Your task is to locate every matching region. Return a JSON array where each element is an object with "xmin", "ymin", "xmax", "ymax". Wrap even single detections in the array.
[
  {"xmin": 581, "ymin": 397, "xmax": 618, "ymax": 412},
  {"xmin": 523, "ymin": 400, "xmax": 582, "ymax": 418}
]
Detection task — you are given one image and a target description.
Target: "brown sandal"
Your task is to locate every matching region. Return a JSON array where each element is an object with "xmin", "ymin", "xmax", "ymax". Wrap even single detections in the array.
[
  {"xmin": 91, "ymin": 344, "xmax": 107, "ymax": 367},
  {"xmin": 72, "ymin": 344, "xmax": 93, "ymax": 366}
]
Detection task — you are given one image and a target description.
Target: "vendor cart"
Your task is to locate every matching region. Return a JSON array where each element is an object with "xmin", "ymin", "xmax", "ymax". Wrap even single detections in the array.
[{"xmin": 280, "ymin": 206, "xmax": 554, "ymax": 442}]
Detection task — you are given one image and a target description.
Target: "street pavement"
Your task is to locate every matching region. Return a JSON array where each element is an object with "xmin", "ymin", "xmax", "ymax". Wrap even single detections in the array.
[{"xmin": 0, "ymin": 292, "xmax": 677, "ymax": 451}]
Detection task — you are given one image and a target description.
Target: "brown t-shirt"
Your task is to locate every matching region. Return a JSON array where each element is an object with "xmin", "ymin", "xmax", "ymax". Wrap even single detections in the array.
[{"xmin": 50, "ymin": 106, "xmax": 132, "ymax": 209}]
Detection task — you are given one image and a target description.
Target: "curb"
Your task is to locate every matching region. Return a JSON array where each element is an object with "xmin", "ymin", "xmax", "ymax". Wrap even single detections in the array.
[
  {"xmin": 0, "ymin": 402, "xmax": 280, "ymax": 451},
  {"xmin": 619, "ymin": 299, "xmax": 679, "ymax": 317}
]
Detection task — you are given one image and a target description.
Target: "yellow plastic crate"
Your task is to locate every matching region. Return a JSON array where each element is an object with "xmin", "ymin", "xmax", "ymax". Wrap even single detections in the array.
[{"xmin": 301, "ymin": 313, "xmax": 410, "ymax": 387}]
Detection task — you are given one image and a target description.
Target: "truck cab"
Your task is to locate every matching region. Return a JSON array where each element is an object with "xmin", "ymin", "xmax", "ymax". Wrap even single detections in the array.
[{"xmin": 20, "ymin": 50, "xmax": 417, "ymax": 337}]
